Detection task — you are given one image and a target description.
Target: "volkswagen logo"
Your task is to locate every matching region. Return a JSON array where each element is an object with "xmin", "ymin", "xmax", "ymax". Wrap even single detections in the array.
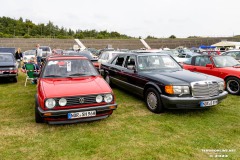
[{"xmin": 79, "ymin": 97, "xmax": 85, "ymax": 104}]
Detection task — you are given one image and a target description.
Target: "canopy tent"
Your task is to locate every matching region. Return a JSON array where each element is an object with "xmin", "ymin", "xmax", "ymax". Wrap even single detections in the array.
[
  {"xmin": 211, "ymin": 41, "xmax": 236, "ymax": 47},
  {"xmin": 199, "ymin": 45, "xmax": 216, "ymax": 49}
]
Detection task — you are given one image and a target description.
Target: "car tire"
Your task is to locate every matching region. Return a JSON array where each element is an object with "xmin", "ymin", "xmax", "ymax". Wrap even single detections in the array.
[
  {"xmin": 226, "ymin": 77, "xmax": 240, "ymax": 95},
  {"xmin": 145, "ymin": 87, "xmax": 164, "ymax": 113},
  {"xmin": 35, "ymin": 102, "xmax": 44, "ymax": 123}
]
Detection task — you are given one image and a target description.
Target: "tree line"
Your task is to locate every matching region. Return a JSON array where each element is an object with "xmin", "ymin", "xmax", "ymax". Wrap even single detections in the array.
[{"xmin": 0, "ymin": 16, "xmax": 132, "ymax": 39}]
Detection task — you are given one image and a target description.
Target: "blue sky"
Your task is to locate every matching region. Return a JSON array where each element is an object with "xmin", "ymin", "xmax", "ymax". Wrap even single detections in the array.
[{"xmin": 0, "ymin": 0, "xmax": 239, "ymax": 38}]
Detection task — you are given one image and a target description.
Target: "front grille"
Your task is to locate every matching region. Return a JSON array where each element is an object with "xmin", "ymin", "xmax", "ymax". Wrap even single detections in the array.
[
  {"xmin": 191, "ymin": 81, "xmax": 219, "ymax": 97},
  {"xmin": 55, "ymin": 94, "xmax": 103, "ymax": 106}
]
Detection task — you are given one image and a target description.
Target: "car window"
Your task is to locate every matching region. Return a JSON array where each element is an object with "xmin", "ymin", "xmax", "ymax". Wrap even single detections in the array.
[
  {"xmin": 42, "ymin": 59, "xmax": 98, "ymax": 78},
  {"xmin": 125, "ymin": 56, "xmax": 136, "ymax": 70},
  {"xmin": 112, "ymin": 56, "xmax": 125, "ymax": 66},
  {"xmin": 213, "ymin": 56, "xmax": 239, "ymax": 67},
  {"xmin": 40, "ymin": 47, "xmax": 50, "ymax": 52},
  {"xmin": 0, "ymin": 54, "xmax": 14, "ymax": 62},
  {"xmin": 137, "ymin": 55, "xmax": 181, "ymax": 70},
  {"xmin": 195, "ymin": 56, "xmax": 211, "ymax": 66}
]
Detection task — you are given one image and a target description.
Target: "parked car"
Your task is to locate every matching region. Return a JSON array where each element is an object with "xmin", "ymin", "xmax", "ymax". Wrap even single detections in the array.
[
  {"xmin": 98, "ymin": 51, "xmax": 124, "ymax": 66},
  {"xmin": 22, "ymin": 50, "xmax": 36, "ymax": 63},
  {"xmin": 183, "ymin": 55, "xmax": 240, "ymax": 95},
  {"xmin": 40, "ymin": 46, "xmax": 52, "ymax": 61},
  {"xmin": 0, "ymin": 52, "xmax": 18, "ymax": 82},
  {"xmin": 34, "ymin": 55, "xmax": 117, "ymax": 124},
  {"xmin": 100, "ymin": 52, "xmax": 227, "ymax": 113},
  {"xmin": 202, "ymin": 50, "xmax": 221, "ymax": 55},
  {"xmin": 66, "ymin": 51, "xmax": 99, "ymax": 70},
  {"xmin": 221, "ymin": 50, "xmax": 240, "ymax": 62}
]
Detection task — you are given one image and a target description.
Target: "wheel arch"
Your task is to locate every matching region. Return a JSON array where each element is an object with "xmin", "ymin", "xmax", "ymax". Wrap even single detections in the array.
[{"xmin": 143, "ymin": 82, "xmax": 162, "ymax": 97}]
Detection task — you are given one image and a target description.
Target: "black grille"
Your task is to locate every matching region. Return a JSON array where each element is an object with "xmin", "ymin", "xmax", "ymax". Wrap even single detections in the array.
[{"xmin": 55, "ymin": 95, "xmax": 103, "ymax": 106}]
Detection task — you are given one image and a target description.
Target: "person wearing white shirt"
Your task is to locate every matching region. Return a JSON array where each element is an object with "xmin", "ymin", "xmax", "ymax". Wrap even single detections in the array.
[{"xmin": 36, "ymin": 44, "xmax": 42, "ymax": 67}]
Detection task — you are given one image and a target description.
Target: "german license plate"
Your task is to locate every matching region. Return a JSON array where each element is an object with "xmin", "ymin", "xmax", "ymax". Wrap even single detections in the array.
[
  {"xmin": 68, "ymin": 110, "xmax": 96, "ymax": 119},
  {"xmin": 200, "ymin": 100, "xmax": 218, "ymax": 107}
]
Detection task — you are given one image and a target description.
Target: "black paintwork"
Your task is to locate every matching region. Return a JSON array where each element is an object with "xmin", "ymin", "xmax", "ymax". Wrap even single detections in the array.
[{"xmin": 101, "ymin": 52, "xmax": 228, "ymax": 109}]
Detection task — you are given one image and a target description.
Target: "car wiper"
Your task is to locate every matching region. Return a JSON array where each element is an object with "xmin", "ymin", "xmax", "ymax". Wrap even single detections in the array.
[
  {"xmin": 44, "ymin": 75, "xmax": 62, "ymax": 77},
  {"xmin": 68, "ymin": 73, "xmax": 96, "ymax": 77}
]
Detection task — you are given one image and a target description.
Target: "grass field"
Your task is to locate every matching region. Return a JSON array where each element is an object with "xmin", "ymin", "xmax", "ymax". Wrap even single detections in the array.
[{"xmin": 0, "ymin": 71, "xmax": 239, "ymax": 160}]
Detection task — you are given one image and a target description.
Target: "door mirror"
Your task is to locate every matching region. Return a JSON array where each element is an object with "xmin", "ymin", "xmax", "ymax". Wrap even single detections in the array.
[{"xmin": 206, "ymin": 64, "xmax": 213, "ymax": 68}]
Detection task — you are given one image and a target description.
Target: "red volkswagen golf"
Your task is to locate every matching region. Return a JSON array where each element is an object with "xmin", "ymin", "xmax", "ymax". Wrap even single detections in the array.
[{"xmin": 34, "ymin": 55, "xmax": 117, "ymax": 124}]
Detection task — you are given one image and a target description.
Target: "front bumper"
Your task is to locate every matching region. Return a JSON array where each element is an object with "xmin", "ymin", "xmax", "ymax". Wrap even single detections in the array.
[
  {"xmin": 161, "ymin": 91, "xmax": 228, "ymax": 109},
  {"xmin": 38, "ymin": 103, "xmax": 117, "ymax": 124}
]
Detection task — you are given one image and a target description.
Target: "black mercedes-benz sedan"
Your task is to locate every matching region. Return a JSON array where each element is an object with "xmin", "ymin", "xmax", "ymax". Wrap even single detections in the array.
[{"xmin": 100, "ymin": 52, "xmax": 228, "ymax": 113}]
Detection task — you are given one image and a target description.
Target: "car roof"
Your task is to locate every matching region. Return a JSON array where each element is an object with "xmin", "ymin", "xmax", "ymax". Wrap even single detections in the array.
[
  {"xmin": 116, "ymin": 52, "xmax": 169, "ymax": 56},
  {"xmin": 47, "ymin": 55, "xmax": 88, "ymax": 61}
]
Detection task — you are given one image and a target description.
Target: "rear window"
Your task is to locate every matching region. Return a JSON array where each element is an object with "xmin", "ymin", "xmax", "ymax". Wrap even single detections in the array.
[
  {"xmin": 40, "ymin": 47, "xmax": 50, "ymax": 52},
  {"xmin": 0, "ymin": 54, "xmax": 14, "ymax": 62}
]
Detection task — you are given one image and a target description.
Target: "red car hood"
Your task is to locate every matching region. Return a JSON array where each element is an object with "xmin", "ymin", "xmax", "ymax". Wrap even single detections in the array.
[{"xmin": 40, "ymin": 76, "xmax": 112, "ymax": 98}]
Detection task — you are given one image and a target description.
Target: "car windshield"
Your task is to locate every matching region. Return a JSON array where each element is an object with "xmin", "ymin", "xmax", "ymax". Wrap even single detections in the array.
[
  {"xmin": 212, "ymin": 56, "xmax": 240, "ymax": 67},
  {"xmin": 0, "ymin": 54, "xmax": 14, "ymax": 62},
  {"xmin": 40, "ymin": 47, "xmax": 50, "ymax": 52},
  {"xmin": 42, "ymin": 59, "xmax": 98, "ymax": 78},
  {"xmin": 137, "ymin": 55, "xmax": 181, "ymax": 71},
  {"xmin": 24, "ymin": 51, "xmax": 35, "ymax": 55}
]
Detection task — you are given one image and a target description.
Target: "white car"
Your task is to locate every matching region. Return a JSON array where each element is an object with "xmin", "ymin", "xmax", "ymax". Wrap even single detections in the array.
[
  {"xmin": 98, "ymin": 51, "xmax": 124, "ymax": 64},
  {"xmin": 22, "ymin": 50, "xmax": 36, "ymax": 63}
]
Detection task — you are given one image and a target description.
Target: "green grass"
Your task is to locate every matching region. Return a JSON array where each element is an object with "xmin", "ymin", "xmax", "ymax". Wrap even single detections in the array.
[{"xmin": 0, "ymin": 71, "xmax": 239, "ymax": 160}]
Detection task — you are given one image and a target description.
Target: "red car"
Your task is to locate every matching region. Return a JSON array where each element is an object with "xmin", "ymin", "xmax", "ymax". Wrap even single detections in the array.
[
  {"xmin": 183, "ymin": 55, "xmax": 240, "ymax": 95},
  {"xmin": 34, "ymin": 55, "xmax": 117, "ymax": 124}
]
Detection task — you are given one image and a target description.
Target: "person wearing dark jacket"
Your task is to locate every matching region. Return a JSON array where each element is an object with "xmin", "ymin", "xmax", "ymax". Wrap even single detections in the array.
[{"xmin": 15, "ymin": 48, "xmax": 23, "ymax": 68}]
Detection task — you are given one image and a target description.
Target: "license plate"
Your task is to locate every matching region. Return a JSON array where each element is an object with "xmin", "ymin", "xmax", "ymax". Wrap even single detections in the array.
[
  {"xmin": 200, "ymin": 100, "xmax": 218, "ymax": 107},
  {"xmin": 68, "ymin": 110, "xmax": 96, "ymax": 119}
]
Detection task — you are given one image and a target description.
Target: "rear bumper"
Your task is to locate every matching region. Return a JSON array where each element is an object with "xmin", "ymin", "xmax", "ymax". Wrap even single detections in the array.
[
  {"xmin": 0, "ymin": 73, "xmax": 17, "ymax": 77},
  {"xmin": 38, "ymin": 103, "xmax": 117, "ymax": 124},
  {"xmin": 161, "ymin": 91, "xmax": 228, "ymax": 109}
]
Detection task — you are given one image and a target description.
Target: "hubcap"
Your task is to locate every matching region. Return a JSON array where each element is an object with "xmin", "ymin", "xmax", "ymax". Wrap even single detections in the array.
[
  {"xmin": 147, "ymin": 92, "xmax": 157, "ymax": 110},
  {"xmin": 227, "ymin": 80, "xmax": 239, "ymax": 94}
]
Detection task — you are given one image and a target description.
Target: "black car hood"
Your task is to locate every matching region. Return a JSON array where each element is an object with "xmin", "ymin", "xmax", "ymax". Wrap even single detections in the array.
[{"xmin": 139, "ymin": 69, "xmax": 222, "ymax": 85}]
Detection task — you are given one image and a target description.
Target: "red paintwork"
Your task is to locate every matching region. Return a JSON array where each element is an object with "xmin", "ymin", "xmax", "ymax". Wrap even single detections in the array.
[
  {"xmin": 36, "ymin": 56, "xmax": 116, "ymax": 119},
  {"xmin": 183, "ymin": 57, "xmax": 240, "ymax": 80}
]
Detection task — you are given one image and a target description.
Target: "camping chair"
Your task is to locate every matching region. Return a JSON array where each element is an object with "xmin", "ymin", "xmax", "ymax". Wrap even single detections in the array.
[{"xmin": 24, "ymin": 63, "xmax": 36, "ymax": 86}]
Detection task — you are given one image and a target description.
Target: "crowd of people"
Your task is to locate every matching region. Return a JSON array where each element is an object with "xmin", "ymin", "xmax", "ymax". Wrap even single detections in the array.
[{"xmin": 16, "ymin": 44, "xmax": 42, "ymax": 84}]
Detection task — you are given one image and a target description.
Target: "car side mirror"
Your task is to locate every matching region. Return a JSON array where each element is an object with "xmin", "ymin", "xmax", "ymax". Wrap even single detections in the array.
[
  {"xmin": 206, "ymin": 64, "xmax": 213, "ymax": 68},
  {"xmin": 33, "ymin": 72, "xmax": 40, "ymax": 77}
]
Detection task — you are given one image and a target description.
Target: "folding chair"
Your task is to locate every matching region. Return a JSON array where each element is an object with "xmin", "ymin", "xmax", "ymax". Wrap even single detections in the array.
[{"xmin": 24, "ymin": 63, "xmax": 36, "ymax": 86}]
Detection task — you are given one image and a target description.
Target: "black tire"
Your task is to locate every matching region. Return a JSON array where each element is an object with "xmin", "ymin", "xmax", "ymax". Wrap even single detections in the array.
[
  {"xmin": 226, "ymin": 77, "xmax": 240, "ymax": 95},
  {"xmin": 35, "ymin": 101, "xmax": 44, "ymax": 123},
  {"xmin": 145, "ymin": 87, "xmax": 164, "ymax": 113}
]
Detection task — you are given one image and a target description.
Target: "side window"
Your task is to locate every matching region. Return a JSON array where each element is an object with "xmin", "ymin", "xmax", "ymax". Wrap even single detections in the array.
[
  {"xmin": 112, "ymin": 56, "xmax": 125, "ymax": 66},
  {"xmin": 125, "ymin": 56, "xmax": 136, "ymax": 69},
  {"xmin": 99, "ymin": 53, "xmax": 105, "ymax": 59},
  {"xmin": 195, "ymin": 56, "xmax": 210, "ymax": 66}
]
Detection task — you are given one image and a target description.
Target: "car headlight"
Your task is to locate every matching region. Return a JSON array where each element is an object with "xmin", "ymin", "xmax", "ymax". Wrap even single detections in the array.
[
  {"xmin": 165, "ymin": 85, "xmax": 190, "ymax": 95},
  {"xmin": 218, "ymin": 81, "xmax": 225, "ymax": 91},
  {"xmin": 104, "ymin": 94, "xmax": 113, "ymax": 103},
  {"xmin": 45, "ymin": 98, "xmax": 56, "ymax": 109},
  {"xmin": 59, "ymin": 98, "xmax": 67, "ymax": 106},
  {"xmin": 96, "ymin": 95, "xmax": 103, "ymax": 103}
]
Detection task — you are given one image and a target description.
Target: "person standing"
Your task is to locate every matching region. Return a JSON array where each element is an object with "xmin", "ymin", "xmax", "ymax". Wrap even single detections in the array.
[
  {"xmin": 36, "ymin": 44, "xmax": 42, "ymax": 67},
  {"xmin": 15, "ymin": 48, "xmax": 23, "ymax": 68}
]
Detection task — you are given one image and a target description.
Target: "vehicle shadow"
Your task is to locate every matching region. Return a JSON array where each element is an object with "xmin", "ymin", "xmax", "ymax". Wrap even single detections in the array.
[{"xmin": 0, "ymin": 78, "xmax": 16, "ymax": 84}]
